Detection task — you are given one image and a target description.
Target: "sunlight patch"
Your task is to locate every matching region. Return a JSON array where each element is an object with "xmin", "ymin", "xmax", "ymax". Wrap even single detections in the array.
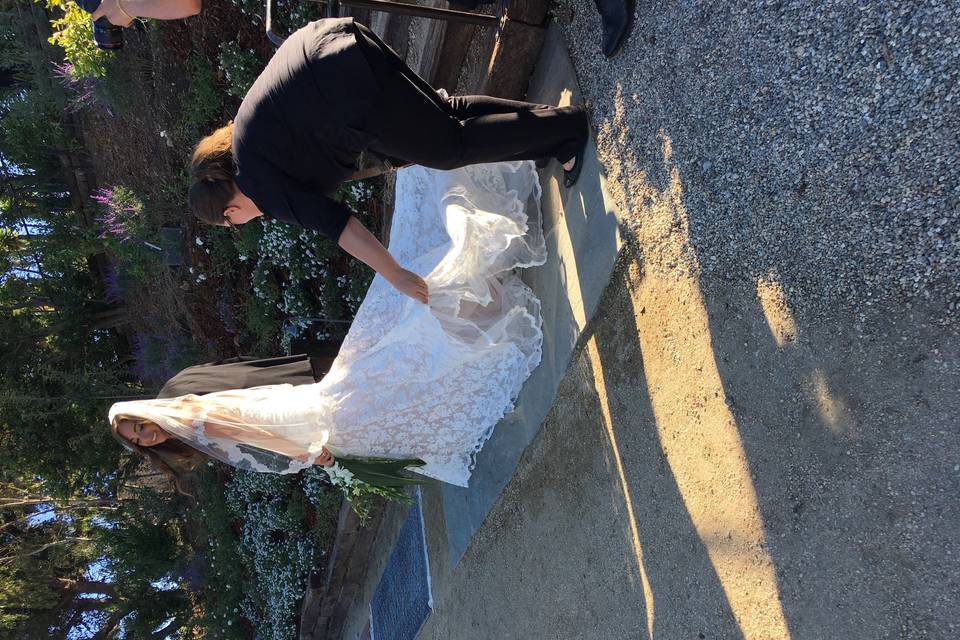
[{"xmin": 756, "ymin": 273, "xmax": 798, "ymax": 347}]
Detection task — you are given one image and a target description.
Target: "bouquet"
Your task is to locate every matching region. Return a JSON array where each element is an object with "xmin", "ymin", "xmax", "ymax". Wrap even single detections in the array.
[{"xmin": 321, "ymin": 455, "xmax": 427, "ymax": 523}]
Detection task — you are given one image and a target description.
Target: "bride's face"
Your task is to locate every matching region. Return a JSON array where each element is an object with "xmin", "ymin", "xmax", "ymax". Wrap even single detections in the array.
[{"xmin": 116, "ymin": 418, "xmax": 171, "ymax": 448}]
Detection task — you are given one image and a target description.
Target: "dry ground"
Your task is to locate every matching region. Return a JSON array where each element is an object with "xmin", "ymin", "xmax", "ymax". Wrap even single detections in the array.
[{"xmin": 413, "ymin": 1, "xmax": 960, "ymax": 637}]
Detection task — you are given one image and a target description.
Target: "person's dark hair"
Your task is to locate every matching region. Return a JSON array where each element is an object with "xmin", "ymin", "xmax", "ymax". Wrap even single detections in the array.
[
  {"xmin": 110, "ymin": 418, "xmax": 203, "ymax": 497},
  {"xmin": 188, "ymin": 122, "xmax": 235, "ymax": 226}
]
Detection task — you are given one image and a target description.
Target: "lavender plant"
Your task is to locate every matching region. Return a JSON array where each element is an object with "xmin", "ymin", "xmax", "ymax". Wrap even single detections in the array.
[
  {"xmin": 51, "ymin": 61, "xmax": 112, "ymax": 115},
  {"xmin": 92, "ymin": 186, "xmax": 163, "ymax": 281}
]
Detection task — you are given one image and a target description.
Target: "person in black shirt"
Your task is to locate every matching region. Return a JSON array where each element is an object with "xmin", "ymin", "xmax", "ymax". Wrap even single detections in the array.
[{"xmin": 188, "ymin": 18, "xmax": 588, "ymax": 305}]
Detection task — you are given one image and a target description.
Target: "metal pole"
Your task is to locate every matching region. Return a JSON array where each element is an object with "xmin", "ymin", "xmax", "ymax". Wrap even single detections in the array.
[{"xmin": 266, "ymin": 0, "xmax": 286, "ymax": 46}]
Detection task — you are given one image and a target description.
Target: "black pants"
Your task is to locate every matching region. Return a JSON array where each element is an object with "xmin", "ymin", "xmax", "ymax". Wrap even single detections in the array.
[{"xmin": 353, "ymin": 22, "xmax": 588, "ymax": 170}]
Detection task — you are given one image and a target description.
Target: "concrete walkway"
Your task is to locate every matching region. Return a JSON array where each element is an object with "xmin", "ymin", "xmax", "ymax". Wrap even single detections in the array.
[
  {"xmin": 329, "ymin": 0, "xmax": 960, "ymax": 631},
  {"xmin": 440, "ymin": 24, "xmax": 623, "ymax": 568}
]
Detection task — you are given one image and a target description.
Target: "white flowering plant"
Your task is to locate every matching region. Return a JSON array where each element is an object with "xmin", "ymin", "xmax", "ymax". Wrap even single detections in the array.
[
  {"xmin": 191, "ymin": 463, "xmax": 341, "ymax": 640},
  {"xmin": 192, "ymin": 467, "xmax": 256, "ymax": 640},
  {"xmin": 218, "ymin": 42, "xmax": 263, "ymax": 99},
  {"xmin": 224, "ymin": 471, "xmax": 316, "ymax": 640}
]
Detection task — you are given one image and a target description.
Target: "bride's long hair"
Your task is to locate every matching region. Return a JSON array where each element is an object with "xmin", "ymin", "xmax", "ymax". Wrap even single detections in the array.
[{"xmin": 109, "ymin": 414, "xmax": 204, "ymax": 497}]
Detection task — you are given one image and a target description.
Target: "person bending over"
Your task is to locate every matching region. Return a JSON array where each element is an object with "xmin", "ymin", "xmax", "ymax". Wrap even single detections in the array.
[{"xmin": 187, "ymin": 18, "xmax": 589, "ymax": 305}]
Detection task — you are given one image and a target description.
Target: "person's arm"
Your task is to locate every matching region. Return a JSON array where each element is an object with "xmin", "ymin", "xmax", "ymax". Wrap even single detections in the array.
[
  {"xmin": 269, "ymin": 183, "xmax": 428, "ymax": 303},
  {"xmin": 337, "ymin": 216, "xmax": 429, "ymax": 304},
  {"xmin": 91, "ymin": 0, "xmax": 202, "ymax": 27},
  {"xmin": 201, "ymin": 417, "xmax": 335, "ymax": 467}
]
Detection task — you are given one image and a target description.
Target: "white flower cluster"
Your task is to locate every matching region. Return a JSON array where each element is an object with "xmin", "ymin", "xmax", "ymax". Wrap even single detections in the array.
[
  {"xmin": 247, "ymin": 217, "xmax": 373, "ymax": 346},
  {"xmin": 300, "ymin": 466, "xmax": 332, "ymax": 506},
  {"xmin": 322, "ymin": 462, "xmax": 356, "ymax": 488},
  {"xmin": 217, "ymin": 41, "xmax": 264, "ymax": 99},
  {"xmin": 223, "ymin": 470, "xmax": 317, "ymax": 640}
]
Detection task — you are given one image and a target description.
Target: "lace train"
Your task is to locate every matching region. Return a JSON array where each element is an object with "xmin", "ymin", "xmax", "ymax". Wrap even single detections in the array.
[{"xmin": 299, "ymin": 161, "xmax": 546, "ymax": 486}]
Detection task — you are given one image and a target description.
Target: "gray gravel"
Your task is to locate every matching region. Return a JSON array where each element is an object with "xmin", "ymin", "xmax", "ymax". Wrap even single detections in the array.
[{"xmin": 556, "ymin": 0, "xmax": 960, "ymax": 327}]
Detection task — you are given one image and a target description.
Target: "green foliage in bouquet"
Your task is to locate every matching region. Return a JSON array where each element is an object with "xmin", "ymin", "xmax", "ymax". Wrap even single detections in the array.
[{"xmin": 323, "ymin": 457, "xmax": 427, "ymax": 524}]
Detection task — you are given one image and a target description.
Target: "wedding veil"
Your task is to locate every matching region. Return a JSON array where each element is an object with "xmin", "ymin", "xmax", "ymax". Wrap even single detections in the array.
[{"xmin": 108, "ymin": 386, "xmax": 329, "ymax": 474}]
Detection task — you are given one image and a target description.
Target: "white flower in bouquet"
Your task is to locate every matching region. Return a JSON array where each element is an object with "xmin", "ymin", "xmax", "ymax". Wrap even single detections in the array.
[{"xmin": 324, "ymin": 462, "xmax": 355, "ymax": 487}]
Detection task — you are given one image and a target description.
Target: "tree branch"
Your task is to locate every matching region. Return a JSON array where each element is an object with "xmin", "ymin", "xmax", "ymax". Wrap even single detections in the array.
[{"xmin": 0, "ymin": 536, "xmax": 92, "ymax": 564}]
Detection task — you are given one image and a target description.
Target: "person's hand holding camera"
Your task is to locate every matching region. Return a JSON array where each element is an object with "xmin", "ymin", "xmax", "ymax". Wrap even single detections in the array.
[{"xmin": 90, "ymin": 0, "xmax": 134, "ymax": 27}]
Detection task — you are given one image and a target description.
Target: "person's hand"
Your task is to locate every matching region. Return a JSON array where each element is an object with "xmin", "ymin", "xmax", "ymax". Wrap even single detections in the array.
[
  {"xmin": 91, "ymin": 0, "xmax": 135, "ymax": 27},
  {"xmin": 385, "ymin": 267, "xmax": 429, "ymax": 304},
  {"xmin": 315, "ymin": 447, "xmax": 335, "ymax": 467}
]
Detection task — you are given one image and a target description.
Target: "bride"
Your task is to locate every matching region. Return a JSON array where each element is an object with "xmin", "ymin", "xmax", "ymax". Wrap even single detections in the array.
[{"xmin": 109, "ymin": 161, "xmax": 546, "ymax": 488}]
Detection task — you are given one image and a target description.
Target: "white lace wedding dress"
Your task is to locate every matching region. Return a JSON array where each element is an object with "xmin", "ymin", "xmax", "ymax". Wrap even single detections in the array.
[
  {"xmin": 110, "ymin": 161, "xmax": 546, "ymax": 486},
  {"xmin": 310, "ymin": 160, "xmax": 546, "ymax": 485}
]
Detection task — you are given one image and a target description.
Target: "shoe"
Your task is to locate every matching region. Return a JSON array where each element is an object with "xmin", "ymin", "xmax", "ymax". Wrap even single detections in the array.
[
  {"xmin": 563, "ymin": 148, "xmax": 585, "ymax": 188},
  {"xmin": 595, "ymin": 0, "xmax": 634, "ymax": 58}
]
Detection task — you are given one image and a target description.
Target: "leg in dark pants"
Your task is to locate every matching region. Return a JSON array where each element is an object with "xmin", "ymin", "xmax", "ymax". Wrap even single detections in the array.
[
  {"xmin": 353, "ymin": 23, "xmax": 588, "ymax": 170},
  {"xmin": 444, "ymin": 94, "xmax": 552, "ymax": 119}
]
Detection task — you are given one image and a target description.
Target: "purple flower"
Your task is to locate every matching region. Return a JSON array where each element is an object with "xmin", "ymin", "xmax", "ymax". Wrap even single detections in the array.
[
  {"xmin": 130, "ymin": 332, "xmax": 150, "ymax": 381},
  {"xmin": 51, "ymin": 62, "xmax": 108, "ymax": 115},
  {"xmin": 51, "ymin": 61, "xmax": 75, "ymax": 83},
  {"xmin": 91, "ymin": 187, "xmax": 114, "ymax": 207},
  {"xmin": 130, "ymin": 333, "xmax": 183, "ymax": 383},
  {"xmin": 92, "ymin": 187, "xmax": 140, "ymax": 243}
]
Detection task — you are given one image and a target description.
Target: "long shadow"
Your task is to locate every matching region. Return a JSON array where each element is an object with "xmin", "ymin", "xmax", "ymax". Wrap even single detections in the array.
[
  {"xmin": 581, "ymin": 252, "xmax": 747, "ymax": 640},
  {"xmin": 553, "ymin": 0, "xmax": 960, "ymax": 633},
  {"xmin": 415, "ymin": 249, "xmax": 745, "ymax": 639},
  {"xmin": 565, "ymin": 81, "xmax": 798, "ymax": 636},
  {"xmin": 688, "ymin": 198, "xmax": 960, "ymax": 638}
]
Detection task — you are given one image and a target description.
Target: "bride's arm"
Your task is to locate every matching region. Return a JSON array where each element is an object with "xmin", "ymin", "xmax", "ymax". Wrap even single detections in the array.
[
  {"xmin": 337, "ymin": 216, "xmax": 429, "ymax": 304},
  {"xmin": 200, "ymin": 418, "xmax": 334, "ymax": 467}
]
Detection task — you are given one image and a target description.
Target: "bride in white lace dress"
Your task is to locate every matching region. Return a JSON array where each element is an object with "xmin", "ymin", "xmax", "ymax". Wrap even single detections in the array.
[{"xmin": 109, "ymin": 161, "xmax": 545, "ymax": 487}]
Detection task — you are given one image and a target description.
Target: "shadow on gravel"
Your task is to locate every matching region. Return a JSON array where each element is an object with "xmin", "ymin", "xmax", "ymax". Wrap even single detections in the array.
[
  {"xmin": 689, "ymin": 202, "xmax": 960, "ymax": 639},
  {"xmin": 576, "ymin": 261, "xmax": 747, "ymax": 640},
  {"xmin": 551, "ymin": 0, "xmax": 959, "ymax": 632},
  {"xmin": 604, "ymin": 119, "xmax": 960, "ymax": 638}
]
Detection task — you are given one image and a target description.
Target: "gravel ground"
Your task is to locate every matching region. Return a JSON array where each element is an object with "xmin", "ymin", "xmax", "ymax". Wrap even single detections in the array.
[{"xmin": 555, "ymin": 0, "xmax": 959, "ymax": 327}]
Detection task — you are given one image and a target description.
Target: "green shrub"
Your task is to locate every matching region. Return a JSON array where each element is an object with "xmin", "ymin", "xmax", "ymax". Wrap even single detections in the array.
[
  {"xmin": 227, "ymin": 0, "xmax": 262, "ymax": 21},
  {"xmin": 177, "ymin": 54, "xmax": 223, "ymax": 145},
  {"xmin": 244, "ymin": 282, "xmax": 283, "ymax": 354},
  {"xmin": 93, "ymin": 186, "xmax": 165, "ymax": 282},
  {"xmin": 224, "ymin": 471, "xmax": 316, "ymax": 640},
  {"xmin": 218, "ymin": 42, "xmax": 263, "ymax": 99},
  {"xmin": 193, "ymin": 466, "xmax": 248, "ymax": 640},
  {"xmin": 39, "ymin": 0, "xmax": 110, "ymax": 78},
  {"xmin": 0, "ymin": 90, "xmax": 70, "ymax": 174}
]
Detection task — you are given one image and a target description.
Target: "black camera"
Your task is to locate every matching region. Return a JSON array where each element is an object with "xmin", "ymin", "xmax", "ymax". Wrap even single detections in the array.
[{"xmin": 75, "ymin": 0, "xmax": 124, "ymax": 50}]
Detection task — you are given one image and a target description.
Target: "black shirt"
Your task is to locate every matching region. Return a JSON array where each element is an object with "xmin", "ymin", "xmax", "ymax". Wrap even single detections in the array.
[
  {"xmin": 157, "ymin": 355, "xmax": 318, "ymax": 398},
  {"xmin": 232, "ymin": 18, "xmax": 381, "ymax": 241}
]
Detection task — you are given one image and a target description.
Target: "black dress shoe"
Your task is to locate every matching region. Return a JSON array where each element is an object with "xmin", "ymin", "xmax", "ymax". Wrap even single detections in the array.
[
  {"xmin": 595, "ymin": 0, "xmax": 634, "ymax": 58},
  {"xmin": 563, "ymin": 148, "xmax": 585, "ymax": 188}
]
